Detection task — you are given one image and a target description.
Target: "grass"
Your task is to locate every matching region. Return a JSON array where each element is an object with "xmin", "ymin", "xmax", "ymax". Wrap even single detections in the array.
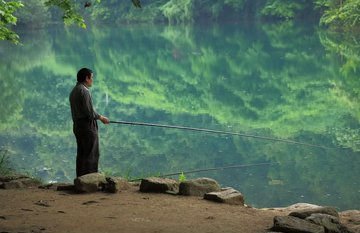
[{"xmin": 0, "ymin": 149, "xmax": 13, "ymax": 176}]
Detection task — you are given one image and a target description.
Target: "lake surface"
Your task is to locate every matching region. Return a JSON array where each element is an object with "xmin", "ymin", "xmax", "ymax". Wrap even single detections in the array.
[{"xmin": 0, "ymin": 22, "xmax": 359, "ymax": 210}]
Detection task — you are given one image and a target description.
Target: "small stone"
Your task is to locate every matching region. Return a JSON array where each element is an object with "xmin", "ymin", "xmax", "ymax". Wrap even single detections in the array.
[
  {"xmin": 139, "ymin": 177, "xmax": 179, "ymax": 193},
  {"xmin": 204, "ymin": 188, "xmax": 244, "ymax": 205},
  {"xmin": 178, "ymin": 178, "xmax": 221, "ymax": 196},
  {"xmin": 34, "ymin": 200, "xmax": 51, "ymax": 207},
  {"xmin": 39, "ymin": 183, "xmax": 74, "ymax": 191},
  {"xmin": 56, "ymin": 184, "xmax": 75, "ymax": 191},
  {"xmin": 82, "ymin": 200, "xmax": 99, "ymax": 205},
  {"xmin": 104, "ymin": 177, "xmax": 130, "ymax": 193},
  {"xmin": 21, "ymin": 208, "xmax": 34, "ymax": 212}
]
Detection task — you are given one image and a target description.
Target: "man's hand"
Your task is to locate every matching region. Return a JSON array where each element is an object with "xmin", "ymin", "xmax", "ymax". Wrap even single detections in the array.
[{"xmin": 99, "ymin": 115, "xmax": 110, "ymax": 124}]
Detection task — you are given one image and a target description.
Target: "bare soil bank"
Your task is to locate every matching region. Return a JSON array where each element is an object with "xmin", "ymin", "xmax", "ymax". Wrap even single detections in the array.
[
  {"xmin": 0, "ymin": 185, "xmax": 288, "ymax": 233},
  {"xmin": 0, "ymin": 185, "xmax": 359, "ymax": 233}
]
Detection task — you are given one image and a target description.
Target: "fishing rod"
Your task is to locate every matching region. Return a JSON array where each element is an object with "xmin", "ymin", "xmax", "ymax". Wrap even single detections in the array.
[
  {"xmin": 129, "ymin": 161, "xmax": 280, "ymax": 181},
  {"xmin": 110, "ymin": 120, "xmax": 332, "ymax": 149}
]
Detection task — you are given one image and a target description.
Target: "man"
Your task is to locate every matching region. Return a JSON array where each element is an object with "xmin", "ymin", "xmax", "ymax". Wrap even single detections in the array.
[{"xmin": 69, "ymin": 68, "xmax": 110, "ymax": 177}]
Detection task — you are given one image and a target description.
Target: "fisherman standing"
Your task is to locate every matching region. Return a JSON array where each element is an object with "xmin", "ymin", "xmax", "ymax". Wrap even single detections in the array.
[{"xmin": 69, "ymin": 68, "xmax": 110, "ymax": 177}]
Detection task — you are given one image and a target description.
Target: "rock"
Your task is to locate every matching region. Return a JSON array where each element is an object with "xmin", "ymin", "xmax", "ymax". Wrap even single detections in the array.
[
  {"xmin": 1, "ymin": 177, "xmax": 42, "ymax": 189},
  {"xmin": 34, "ymin": 200, "xmax": 51, "ymax": 207},
  {"xmin": 56, "ymin": 184, "xmax": 75, "ymax": 191},
  {"xmin": 204, "ymin": 187, "xmax": 244, "ymax": 205},
  {"xmin": 39, "ymin": 183, "xmax": 56, "ymax": 189},
  {"xmin": 73, "ymin": 173, "xmax": 106, "ymax": 193},
  {"xmin": 307, "ymin": 213, "xmax": 340, "ymax": 224},
  {"xmin": 2, "ymin": 179, "xmax": 24, "ymax": 189},
  {"xmin": 179, "ymin": 178, "xmax": 221, "ymax": 196},
  {"xmin": 20, "ymin": 178, "xmax": 42, "ymax": 187},
  {"xmin": 340, "ymin": 210, "xmax": 360, "ymax": 233},
  {"xmin": 306, "ymin": 213, "xmax": 351, "ymax": 233},
  {"xmin": 0, "ymin": 174, "xmax": 30, "ymax": 182},
  {"xmin": 39, "ymin": 183, "xmax": 73, "ymax": 191},
  {"xmin": 105, "ymin": 177, "xmax": 130, "ymax": 193},
  {"xmin": 340, "ymin": 210, "xmax": 360, "ymax": 223},
  {"xmin": 272, "ymin": 215, "xmax": 325, "ymax": 233},
  {"xmin": 289, "ymin": 206, "xmax": 339, "ymax": 219},
  {"xmin": 139, "ymin": 177, "xmax": 179, "ymax": 193},
  {"xmin": 285, "ymin": 203, "xmax": 322, "ymax": 211},
  {"xmin": 263, "ymin": 203, "xmax": 322, "ymax": 212}
]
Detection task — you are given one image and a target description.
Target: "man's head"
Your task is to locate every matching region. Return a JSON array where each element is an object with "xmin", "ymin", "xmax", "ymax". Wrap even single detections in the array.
[{"xmin": 77, "ymin": 68, "xmax": 93, "ymax": 87}]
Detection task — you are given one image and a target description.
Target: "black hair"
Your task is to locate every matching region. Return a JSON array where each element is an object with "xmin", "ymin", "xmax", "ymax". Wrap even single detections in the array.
[{"xmin": 77, "ymin": 68, "xmax": 93, "ymax": 82}]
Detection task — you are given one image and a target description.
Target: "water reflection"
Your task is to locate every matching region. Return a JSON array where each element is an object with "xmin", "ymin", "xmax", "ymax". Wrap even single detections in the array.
[{"xmin": 0, "ymin": 22, "xmax": 359, "ymax": 210}]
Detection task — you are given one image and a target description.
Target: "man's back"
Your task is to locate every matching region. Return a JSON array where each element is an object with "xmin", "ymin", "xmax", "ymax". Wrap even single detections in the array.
[{"xmin": 69, "ymin": 82, "xmax": 98, "ymax": 122}]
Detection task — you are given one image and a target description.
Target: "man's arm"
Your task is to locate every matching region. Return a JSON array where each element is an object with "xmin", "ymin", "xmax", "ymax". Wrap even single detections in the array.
[
  {"xmin": 99, "ymin": 115, "xmax": 110, "ymax": 124},
  {"xmin": 82, "ymin": 89, "xmax": 110, "ymax": 124}
]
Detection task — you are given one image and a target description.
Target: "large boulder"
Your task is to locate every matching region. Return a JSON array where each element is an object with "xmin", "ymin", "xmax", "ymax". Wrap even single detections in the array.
[
  {"xmin": 74, "ymin": 173, "xmax": 106, "ymax": 193},
  {"xmin": 204, "ymin": 187, "xmax": 244, "ymax": 205},
  {"xmin": 272, "ymin": 215, "xmax": 325, "ymax": 233},
  {"xmin": 139, "ymin": 177, "xmax": 179, "ymax": 193},
  {"xmin": 178, "ymin": 178, "xmax": 221, "ymax": 196},
  {"xmin": 270, "ymin": 206, "xmax": 355, "ymax": 233}
]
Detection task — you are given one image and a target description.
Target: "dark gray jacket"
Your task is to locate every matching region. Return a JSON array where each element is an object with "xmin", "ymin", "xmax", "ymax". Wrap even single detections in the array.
[{"xmin": 69, "ymin": 82, "xmax": 100, "ymax": 122}]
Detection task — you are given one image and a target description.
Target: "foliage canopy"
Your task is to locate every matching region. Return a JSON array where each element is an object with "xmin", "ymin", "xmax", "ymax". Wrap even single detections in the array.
[
  {"xmin": 0, "ymin": 0, "xmax": 23, "ymax": 44},
  {"xmin": 1, "ymin": 0, "xmax": 360, "ymax": 44}
]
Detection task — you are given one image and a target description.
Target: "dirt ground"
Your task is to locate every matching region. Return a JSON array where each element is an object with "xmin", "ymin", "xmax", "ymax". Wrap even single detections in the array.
[{"xmin": 0, "ymin": 185, "xmax": 289, "ymax": 233}]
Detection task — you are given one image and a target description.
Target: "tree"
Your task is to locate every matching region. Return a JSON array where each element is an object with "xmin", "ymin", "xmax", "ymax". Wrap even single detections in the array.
[
  {"xmin": 317, "ymin": 0, "xmax": 360, "ymax": 30},
  {"xmin": 0, "ymin": 0, "xmax": 23, "ymax": 44},
  {"xmin": 0, "ymin": 0, "xmax": 141, "ymax": 44},
  {"xmin": 44, "ymin": 0, "xmax": 141, "ymax": 27},
  {"xmin": 1, "ymin": 0, "xmax": 360, "ymax": 45}
]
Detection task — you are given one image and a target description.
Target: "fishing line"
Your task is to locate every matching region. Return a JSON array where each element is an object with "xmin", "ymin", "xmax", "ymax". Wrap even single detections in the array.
[
  {"xmin": 110, "ymin": 120, "xmax": 332, "ymax": 149},
  {"xmin": 129, "ymin": 161, "xmax": 280, "ymax": 181}
]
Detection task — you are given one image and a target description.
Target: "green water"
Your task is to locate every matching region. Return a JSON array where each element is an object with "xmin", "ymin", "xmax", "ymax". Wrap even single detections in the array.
[{"xmin": 0, "ymin": 22, "xmax": 359, "ymax": 210}]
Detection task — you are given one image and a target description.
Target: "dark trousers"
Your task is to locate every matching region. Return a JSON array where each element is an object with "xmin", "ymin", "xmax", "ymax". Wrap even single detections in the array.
[{"xmin": 73, "ymin": 119, "xmax": 99, "ymax": 177}]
